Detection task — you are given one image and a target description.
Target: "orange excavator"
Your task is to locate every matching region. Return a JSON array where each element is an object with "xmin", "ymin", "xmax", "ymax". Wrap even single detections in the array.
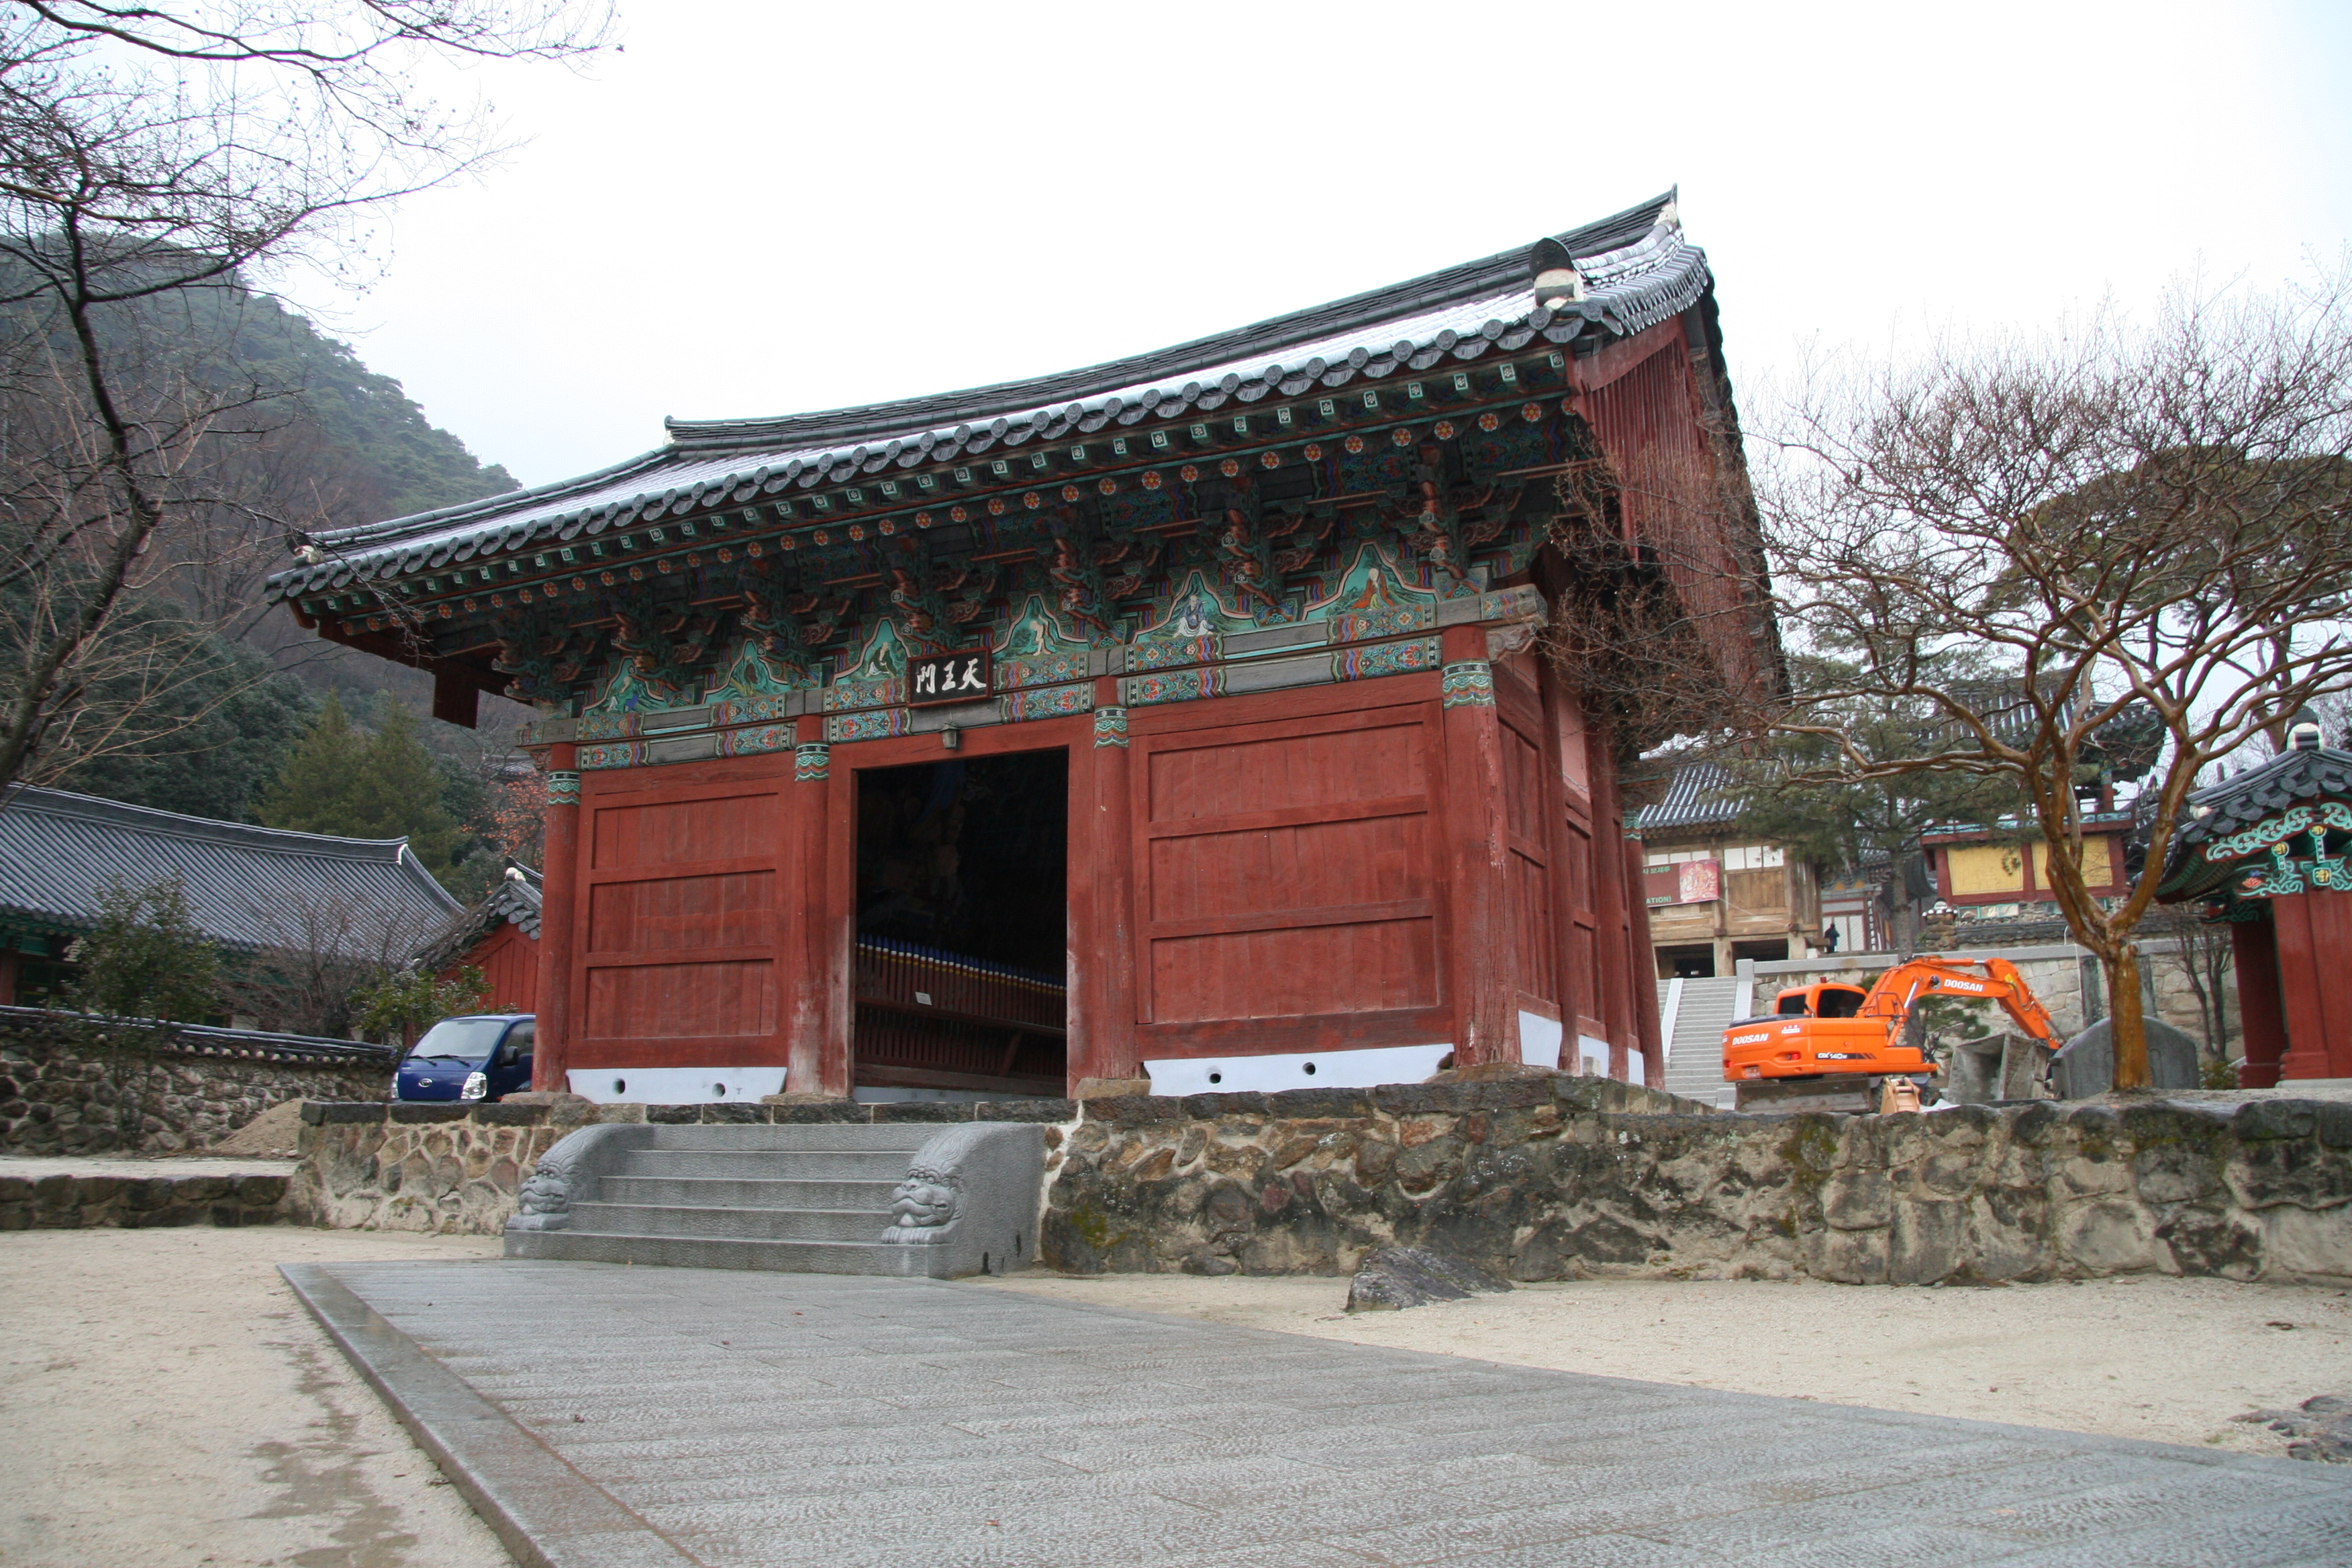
[{"xmin": 1721, "ymin": 955, "xmax": 2062, "ymax": 1111}]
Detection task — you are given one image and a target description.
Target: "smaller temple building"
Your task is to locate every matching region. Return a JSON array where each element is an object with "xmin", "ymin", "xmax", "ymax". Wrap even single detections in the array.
[
  {"xmin": 418, "ymin": 863, "xmax": 542, "ymax": 1014},
  {"xmin": 2159, "ymin": 722, "xmax": 2352, "ymax": 1085},
  {"xmin": 1635, "ymin": 762, "xmax": 1829, "ymax": 976},
  {"xmin": 0, "ymin": 784, "xmax": 459, "ymax": 1022}
]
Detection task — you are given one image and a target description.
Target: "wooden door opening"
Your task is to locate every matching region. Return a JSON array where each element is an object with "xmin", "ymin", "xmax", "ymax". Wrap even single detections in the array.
[{"xmin": 852, "ymin": 749, "xmax": 1068, "ymax": 1098}]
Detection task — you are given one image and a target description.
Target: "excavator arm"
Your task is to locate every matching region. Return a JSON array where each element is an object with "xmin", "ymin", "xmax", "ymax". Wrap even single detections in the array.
[{"xmin": 1859, "ymin": 957, "xmax": 2060, "ymax": 1046}]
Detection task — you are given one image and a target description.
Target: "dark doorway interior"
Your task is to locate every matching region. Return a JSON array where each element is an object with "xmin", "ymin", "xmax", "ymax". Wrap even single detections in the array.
[
  {"xmin": 1657, "ymin": 944, "xmax": 1716, "ymax": 980},
  {"xmin": 852, "ymin": 750, "xmax": 1068, "ymax": 1097}
]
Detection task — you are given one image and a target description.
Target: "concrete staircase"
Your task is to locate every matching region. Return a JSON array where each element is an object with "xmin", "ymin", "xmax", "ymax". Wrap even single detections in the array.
[
  {"xmin": 505, "ymin": 1122, "xmax": 1040, "ymax": 1277},
  {"xmin": 1659, "ymin": 977, "xmax": 1746, "ymax": 1110}
]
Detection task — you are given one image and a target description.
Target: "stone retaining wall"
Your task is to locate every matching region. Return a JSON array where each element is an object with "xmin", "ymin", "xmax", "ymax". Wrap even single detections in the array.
[
  {"xmin": 0, "ymin": 1170, "xmax": 289, "ymax": 1230},
  {"xmin": 1040, "ymin": 1075, "xmax": 2352, "ymax": 1285},
  {"xmin": 0, "ymin": 1014, "xmax": 389, "ymax": 1157},
  {"xmin": 287, "ymin": 1095, "xmax": 1077, "ymax": 1235}
]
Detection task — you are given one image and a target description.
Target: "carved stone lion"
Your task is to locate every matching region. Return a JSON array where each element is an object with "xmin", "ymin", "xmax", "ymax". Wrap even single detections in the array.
[
  {"xmin": 506, "ymin": 1147, "xmax": 579, "ymax": 1232},
  {"xmin": 883, "ymin": 1163, "xmax": 959, "ymax": 1243}
]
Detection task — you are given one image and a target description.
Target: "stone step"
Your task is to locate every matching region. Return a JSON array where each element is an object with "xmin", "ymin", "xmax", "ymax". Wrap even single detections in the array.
[
  {"xmin": 639, "ymin": 1123, "xmax": 941, "ymax": 1153},
  {"xmin": 617, "ymin": 1148, "xmax": 918, "ymax": 1181},
  {"xmin": 504, "ymin": 1228, "xmax": 975, "ymax": 1277},
  {"xmin": 568, "ymin": 1201, "xmax": 892, "ymax": 1242},
  {"xmin": 597, "ymin": 1174, "xmax": 901, "ymax": 1212}
]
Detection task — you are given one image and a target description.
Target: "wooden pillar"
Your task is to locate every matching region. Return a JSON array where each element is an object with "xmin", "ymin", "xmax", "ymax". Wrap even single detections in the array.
[
  {"xmin": 2272, "ymin": 893, "xmax": 2352, "ymax": 1080},
  {"xmin": 2231, "ymin": 912, "xmax": 2286, "ymax": 1089},
  {"xmin": 1626, "ymin": 839, "xmax": 1665, "ymax": 1086},
  {"xmin": 1438, "ymin": 628, "xmax": 1513, "ymax": 1067},
  {"xmin": 1586, "ymin": 709, "xmax": 1637, "ymax": 1081},
  {"xmin": 1538, "ymin": 661, "xmax": 1591, "ymax": 1052},
  {"xmin": 531, "ymin": 748, "xmax": 579, "ymax": 1093},
  {"xmin": 1069, "ymin": 692, "xmax": 1137, "ymax": 1091},
  {"xmin": 787, "ymin": 720, "xmax": 850, "ymax": 1098},
  {"xmin": 0, "ymin": 945, "xmax": 18, "ymax": 1008}
]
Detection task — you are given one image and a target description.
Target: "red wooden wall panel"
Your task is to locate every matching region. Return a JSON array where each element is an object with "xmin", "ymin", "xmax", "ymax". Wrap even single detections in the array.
[
  {"xmin": 586, "ymin": 871, "xmax": 775, "ymax": 953},
  {"xmin": 2275, "ymin": 892, "xmax": 2352, "ymax": 1079},
  {"xmin": 1579, "ymin": 322, "xmax": 1767, "ymax": 709},
  {"xmin": 570, "ymin": 762, "xmax": 796, "ymax": 1070},
  {"xmin": 1132, "ymin": 696, "xmax": 1445, "ymax": 1042},
  {"xmin": 591, "ymin": 791, "xmax": 777, "ymax": 869},
  {"xmin": 583, "ymin": 959, "xmax": 775, "ymax": 1039}
]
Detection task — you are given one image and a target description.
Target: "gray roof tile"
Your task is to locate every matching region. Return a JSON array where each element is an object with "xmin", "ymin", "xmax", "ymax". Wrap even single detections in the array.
[{"xmin": 0, "ymin": 785, "xmax": 460, "ymax": 952}]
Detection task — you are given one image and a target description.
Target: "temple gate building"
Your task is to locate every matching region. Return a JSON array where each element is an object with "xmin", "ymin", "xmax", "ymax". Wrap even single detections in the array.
[{"xmin": 267, "ymin": 193, "xmax": 1773, "ymax": 1104}]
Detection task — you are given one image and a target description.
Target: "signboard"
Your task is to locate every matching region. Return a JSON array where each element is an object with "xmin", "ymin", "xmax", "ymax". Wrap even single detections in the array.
[
  {"xmin": 905, "ymin": 647, "xmax": 993, "ymax": 706},
  {"xmin": 1643, "ymin": 859, "xmax": 1722, "ymax": 908}
]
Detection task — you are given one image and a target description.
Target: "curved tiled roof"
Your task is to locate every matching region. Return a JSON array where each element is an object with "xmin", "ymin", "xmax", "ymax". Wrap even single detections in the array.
[
  {"xmin": 266, "ymin": 191, "xmax": 1705, "ymax": 601},
  {"xmin": 1634, "ymin": 762, "xmax": 1745, "ymax": 833},
  {"xmin": 0, "ymin": 785, "xmax": 460, "ymax": 951},
  {"xmin": 414, "ymin": 861, "xmax": 541, "ymax": 973},
  {"xmin": 2158, "ymin": 738, "xmax": 2352, "ymax": 899}
]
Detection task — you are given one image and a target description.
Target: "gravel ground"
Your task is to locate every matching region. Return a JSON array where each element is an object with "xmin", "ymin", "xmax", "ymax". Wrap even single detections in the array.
[
  {"xmin": 983, "ymin": 1270, "xmax": 2352, "ymax": 1459},
  {"xmin": 0, "ymin": 1227, "xmax": 509, "ymax": 1568}
]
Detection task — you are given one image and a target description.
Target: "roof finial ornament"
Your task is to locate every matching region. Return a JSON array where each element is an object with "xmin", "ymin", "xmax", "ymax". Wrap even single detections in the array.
[{"xmin": 1528, "ymin": 237, "xmax": 1584, "ymax": 311}]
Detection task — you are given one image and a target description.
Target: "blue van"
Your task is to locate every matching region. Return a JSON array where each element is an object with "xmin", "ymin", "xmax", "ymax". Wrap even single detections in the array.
[{"xmin": 394, "ymin": 1014, "xmax": 535, "ymax": 1103}]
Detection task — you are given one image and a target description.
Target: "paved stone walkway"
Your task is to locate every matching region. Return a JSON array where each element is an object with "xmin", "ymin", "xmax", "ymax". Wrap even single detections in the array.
[
  {"xmin": 291, "ymin": 1260, "xmax": 2352, "ymax": 1568},
  {"xmin": 0, "ymin": 1154, "xmax": 295, "ymax": 1178}
]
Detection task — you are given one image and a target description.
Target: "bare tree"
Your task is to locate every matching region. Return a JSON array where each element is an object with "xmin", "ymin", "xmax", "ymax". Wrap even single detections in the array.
[
  {"xmin": 1757, "ymin": 280, "xmax": 2352, "ymax": 1088},
  {"xmin": 225, "ymin": 885, "xmax": 450, "ymax": 1038},
  {"xmin": 0, "ymin": 0, "xmax": 609, "ymax": 797}
]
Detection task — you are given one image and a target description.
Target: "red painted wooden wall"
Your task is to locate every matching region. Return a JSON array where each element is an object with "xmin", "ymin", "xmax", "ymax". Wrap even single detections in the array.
[
  {"xmin": 1130, "ymin": 685, "xmax": 1446, "ymax": 1057},
  {"xmin": 542, "ymin": 664, "xmax": 1661, "ymax": 1093},
  {"xmin": 569, "ymin": 768, "xmax": 796, "ymax": 1070},
  {"xmin": 446, "ymin": 922, "xmax": 539, "ymax": 1015},
  {"xmin": 2273, "ymin": 891, "xmax": 2352, "ymax": 1080}
]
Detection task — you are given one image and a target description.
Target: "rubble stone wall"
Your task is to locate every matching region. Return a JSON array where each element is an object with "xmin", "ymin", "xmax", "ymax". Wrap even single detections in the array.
[
  {"xmin": 0, "ymin": 1021, "xmax": 387, "ymax": 1157},
  {"xmin": 0, "ymin": 1170, "xmax": 288, "ymax": 1230},
  {"xmin": 1040, "ymin": 1077, "xmax": 2352, "ymax": 1286}
]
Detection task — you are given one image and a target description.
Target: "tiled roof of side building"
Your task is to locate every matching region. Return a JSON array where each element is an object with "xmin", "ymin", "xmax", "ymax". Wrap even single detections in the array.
[
  {"xmin": 266, "ymin": 191, "xmax": 1705, "ymax": 599},
  {"xmin": 413, "ymin": 861, "xmax": 542, "ymax": 973},
  {"xmin": 2158, "ymin": 739, "xmax": 2352, "ymax": 898},
  {"xmin": 1634, "ymin": 762, "xmax": 1746, "ymax": 833},
  {"xmin": 0, "ymin": 785, "xmax": 461, "ymax": 951}
]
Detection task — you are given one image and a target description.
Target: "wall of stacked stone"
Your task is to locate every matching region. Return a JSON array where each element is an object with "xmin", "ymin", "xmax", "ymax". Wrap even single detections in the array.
[
  {"xmin": 0, "ymin": 1170, "xmax": 288, "ymax": 1230},
  {"xmin": 0, "ymin": 1018, "xmax": 389, "ymax": 1157},
  {"xmin": 1039, "ymin": 1076, "xmax": 2352, "ymax": 1286},
  {"xmin": 287, "ymin": 1095, "xmax": 1077, "ymax": 1235}
]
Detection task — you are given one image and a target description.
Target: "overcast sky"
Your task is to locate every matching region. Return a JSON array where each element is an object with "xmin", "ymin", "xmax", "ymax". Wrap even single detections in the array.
[{"xmin": 287, "ymin": 0, "xmax": 2352, "ymax": 493}]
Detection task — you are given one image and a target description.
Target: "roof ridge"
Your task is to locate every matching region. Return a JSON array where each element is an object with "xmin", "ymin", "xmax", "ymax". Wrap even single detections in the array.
[
  {"xmin": 297, "ymin": 192, "xmax": 1679, "ymax": 554},
  {"xmin": 660, "ymin": 192, "xmax": 1678, "ymax": 453},
  {"xmin": 3, "ymin": 783, "xmax": 420, "ymax": 861}
]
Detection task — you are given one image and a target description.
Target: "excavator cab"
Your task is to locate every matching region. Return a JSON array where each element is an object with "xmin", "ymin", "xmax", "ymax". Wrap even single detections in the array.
[{"xmin": 1771, "ymin": 983, "xmax": 1868, "ymax": 1020}]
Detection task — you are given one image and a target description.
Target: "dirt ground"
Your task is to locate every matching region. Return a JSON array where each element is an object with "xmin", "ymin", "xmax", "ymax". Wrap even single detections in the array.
[
  {"xmin": 983, "ymin": 1270, "xmax": 2352, "ymax": 1459},
  {"xmin": 7, "ymin": 1232, "xmax": 2347, "ymax": 1568},
  {"xmin": 0, "ymin": 1227, "xmax": 509, "ymax": 1568}
]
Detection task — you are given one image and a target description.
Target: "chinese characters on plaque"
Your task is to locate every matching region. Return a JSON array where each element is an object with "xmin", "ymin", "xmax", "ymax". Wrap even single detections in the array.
[{"xmin": 906, "ymin": 648, "xmax": 992, "ymax": 706}]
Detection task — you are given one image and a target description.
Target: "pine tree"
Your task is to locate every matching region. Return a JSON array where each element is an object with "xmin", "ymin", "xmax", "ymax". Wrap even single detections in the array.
[
  {"xmin": 259, "ymin": 695, "xmax": 462, "ymax": 875},
  {"xmin": 348, "ymin": 702, "xmax": 462, "ymax": 873},
  {"xmin": 258, "ymin": 693, "xmax": 365, "ymax": 832}
]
